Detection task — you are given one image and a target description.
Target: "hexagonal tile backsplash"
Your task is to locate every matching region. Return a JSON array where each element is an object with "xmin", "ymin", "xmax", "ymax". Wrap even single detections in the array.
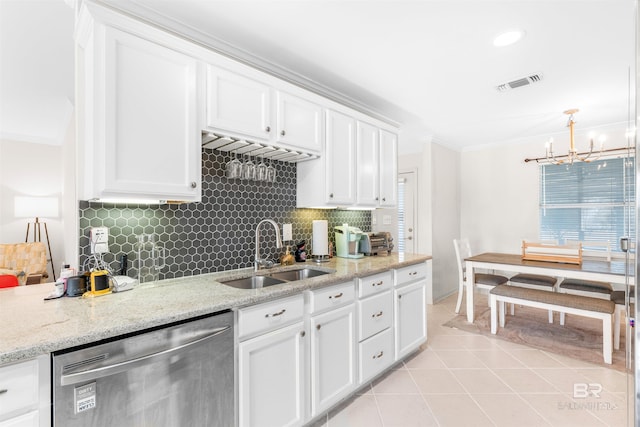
[{"xmin": 79, "ymin": 149, "xmax": 371, "ymax": 280}]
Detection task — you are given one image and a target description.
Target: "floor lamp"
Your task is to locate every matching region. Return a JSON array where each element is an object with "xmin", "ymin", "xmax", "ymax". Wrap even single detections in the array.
[{"xmin": 15, "ymin": 196, "xmax": 58, "ymax": 281}]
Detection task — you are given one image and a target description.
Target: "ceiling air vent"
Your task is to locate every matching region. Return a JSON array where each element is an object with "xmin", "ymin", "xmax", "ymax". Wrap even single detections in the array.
[{"xmin": 496, "ymin": 73, "xmax": 543, "ymax": 92}]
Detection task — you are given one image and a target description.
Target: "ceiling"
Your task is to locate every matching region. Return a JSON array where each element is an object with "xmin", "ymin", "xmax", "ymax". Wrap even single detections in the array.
[{"xmin": 0, "ymin": 0, "xmax": 635, "ymax": 154}]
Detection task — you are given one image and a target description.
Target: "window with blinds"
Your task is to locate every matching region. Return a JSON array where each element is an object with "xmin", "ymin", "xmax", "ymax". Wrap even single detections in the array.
[
  {"xmin": 539, "ymin": 157, "xmax": 635, "ymax": 253},
  {"xmin": 397, "ymin": 178, "xmax": 406, "ymax": 252}
]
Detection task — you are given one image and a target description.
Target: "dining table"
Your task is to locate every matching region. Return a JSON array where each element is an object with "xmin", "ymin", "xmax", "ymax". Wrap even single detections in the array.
[{"xmin": 464, "ymin": 252, "xmax": 634, "ymax": 323}]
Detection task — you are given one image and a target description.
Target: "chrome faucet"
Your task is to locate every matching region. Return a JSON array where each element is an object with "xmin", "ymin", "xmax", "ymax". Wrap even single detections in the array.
[{"xmin": 255, "ymin": 219, "xmax": 283, "ymax": 271}]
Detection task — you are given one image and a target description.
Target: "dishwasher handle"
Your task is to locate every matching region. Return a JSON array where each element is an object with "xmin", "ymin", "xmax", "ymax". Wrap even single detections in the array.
[{"xmin": 60, "ymin": 325, "xmax": 230, "ymax": 386}]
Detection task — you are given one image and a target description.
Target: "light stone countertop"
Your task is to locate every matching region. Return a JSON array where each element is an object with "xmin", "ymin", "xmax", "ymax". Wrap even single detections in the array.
[{"xmin": 0, "ymin": 253, "xmax": 431, "ymax": 365}]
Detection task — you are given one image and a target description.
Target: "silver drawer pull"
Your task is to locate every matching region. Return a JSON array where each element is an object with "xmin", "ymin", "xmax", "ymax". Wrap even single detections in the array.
[
  {"xmin": 372, "ymin": 311, "xmax": 383, "ymax": 318},
  {"xmin": 329, "ymin": 292, "xmax": 343, "ymax": 299},
  {"xmin": 372, "ymin": 281, "xmax": 384, "ymax": 287},
  {"xmin": 0, "ymin": 389, "xmax": 7, "ymax": 395},
  {"xmin": 372, "ymin": 351, "xmax": 384, "ymax": 359},
  {"xmin": 265, "ymin": 309, "xmax": 286, "ymax": 318}
]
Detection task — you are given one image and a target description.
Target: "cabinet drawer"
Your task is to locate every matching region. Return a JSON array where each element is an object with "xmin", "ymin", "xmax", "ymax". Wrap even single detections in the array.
[
  {"xmin": 358, "ymin": 328, "xmax": 394, "ymax": 384},
  {"xmin": 308, "ymin": 281, "xmax": 355, "ymax": 315},
  {"xmin": 0, "ymin": 410, "xmax": 39, "ymax": 427},
  {"xmin": 238, "ymin": 294, "xmax": 304, "ymax": 340},
  {"xmin": 358, "ymin": 290, "xmax": 393, "ymax": 341},
  {"xmin": 358, "ymin": 271, "xmax": 393, "ymax": 298},
  {"xmin": 0, "ymin": 360, "xmax": 38, "ymax": 419},
  {"xmin": 395, "ymin": 263, "xmax": 428, "ymax": 287}
]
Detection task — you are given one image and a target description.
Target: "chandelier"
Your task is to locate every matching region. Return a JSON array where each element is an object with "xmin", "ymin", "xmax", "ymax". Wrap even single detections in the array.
[{"xmin": 545, "ymin": 109, "xmax": 605, "ymax": 165}]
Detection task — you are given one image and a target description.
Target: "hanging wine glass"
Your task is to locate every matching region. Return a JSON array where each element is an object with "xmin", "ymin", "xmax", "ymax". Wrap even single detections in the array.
[
  {"xmin": 266, "ymin": 158, "xmax": 277, "ymax": 183},
  {"xmin": 225, "ymin": 149, "xmax": 242, "ymax": 179},
  {"xmin": 243, "ymin": 155, "xmax": 256, "ymax": 180},
  {"xmin": 257, "ymin": 155, "xmax": 268, "ymax": 181}
]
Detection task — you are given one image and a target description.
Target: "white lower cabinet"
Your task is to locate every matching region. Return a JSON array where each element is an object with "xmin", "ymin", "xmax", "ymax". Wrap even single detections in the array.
[
  {"xmin": 309, "ymin": 303, "xmax": 356, "ymax": 417},
  {"xmin": 0, "ymin": 412, "xmax": 39, "ymax": 427},
  {"xmin": 237, "ymin": 263, "xmax": 429, "ymax": 426},
  {"xmin": 356, "ymin": 271, "xmax": 395, "ymax": 383},
  {"xmin": 394, "ymin": 263, "xmax": 430, "ymax": 361},
  {"xmin": 358, "ymin": 327, "xmax": 394, "ymax": 383},
  {"xmin": 0, "ymin": 356, "xmax": 50, "ymax": 427},
  {"xmin": 238, "ymin": 295, "xmax": 306, "ymax": 427}
]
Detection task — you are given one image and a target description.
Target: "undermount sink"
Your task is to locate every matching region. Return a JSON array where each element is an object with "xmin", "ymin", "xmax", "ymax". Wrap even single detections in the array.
[
  {"xmin": 219, "ymin": 268, "xmax": 331, "ymax": 289},
  {"xmin": 268, "ymin": 268, "xmax": 331, "ymax": 282},
  {"xmin": 220, "ymin": 275, "xmax": 286, "ymax": 290}
]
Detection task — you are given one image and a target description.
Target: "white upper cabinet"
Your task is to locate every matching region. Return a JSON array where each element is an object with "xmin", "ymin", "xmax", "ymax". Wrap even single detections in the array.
[
  {"xmin": 276, "ymin": 91, "xmax": 323, "ymax": 154},
  {"xmin": 297, "ymin": 109, "xmax": 356, "ymax": 208},
  {"xmin": 356, "ymin": 121, "xmax": 380, "ymax": 206},
  {"xmin": 378, "ymin": 129, "xmax": 398, "ymax": 207},
  {"xmin": 356, "ymin": 122, "xmax": 397, "ymax": 207},
  {"xmin": 204, "ymin": 63, "xmax": 323, "ymax": 155},
  {"xmin": 326, "ymin": 110, "xmax": 357, "ymax": 205},
  {"xmin": 77, "ymin": 3, "xmax": 201, "ymax": 202},
  {"xmin": 298, "ymin": 111, "xmax": 397, "ymax": 209},
  {"xmin": 205, "ymin": 65, "xmax": 272, "ymax": 141}
]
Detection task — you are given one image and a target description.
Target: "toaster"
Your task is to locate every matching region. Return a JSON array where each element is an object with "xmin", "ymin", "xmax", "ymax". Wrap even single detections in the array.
[{"xmin": 361, "ymin": 232, "xmax": 394, "ymax": 255}]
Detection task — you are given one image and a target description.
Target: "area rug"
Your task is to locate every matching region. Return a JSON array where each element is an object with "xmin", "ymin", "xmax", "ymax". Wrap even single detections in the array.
[{"xmin": 443, "ymin": 299, "xmax": 629, "ymax": 372}]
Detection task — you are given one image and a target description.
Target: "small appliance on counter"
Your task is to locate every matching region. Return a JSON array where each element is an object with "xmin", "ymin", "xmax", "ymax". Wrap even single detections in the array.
[
  {"xmin": 83, "ymin": 270, "xmax": 111, "ymax": 297},
  {"xmin": 367, "ymin": 232, "xmax": 395, "ymax": 255},
  {"xmin": 334, "ymin": 224, "xmax": 365, "ymax": 259}
]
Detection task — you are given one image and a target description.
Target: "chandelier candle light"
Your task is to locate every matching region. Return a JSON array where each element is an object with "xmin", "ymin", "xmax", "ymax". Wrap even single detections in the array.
[{"xmin": 545, "ymin": 109, "xmax": 606, "ymax": 165}]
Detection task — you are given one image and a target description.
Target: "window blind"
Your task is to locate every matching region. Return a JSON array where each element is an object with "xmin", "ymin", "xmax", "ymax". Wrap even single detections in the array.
[
  {"xmin": 539, "ymin": 157, "xmax": 635, "ymax": 252},
  {"xmin": 397, "ymin": 179, "xmax": 405, "ymax": 252}
]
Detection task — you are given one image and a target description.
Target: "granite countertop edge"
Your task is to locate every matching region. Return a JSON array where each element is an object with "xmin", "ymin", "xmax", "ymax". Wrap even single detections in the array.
[{"xmin": 0, "ymin": 253, "xmax": 431, "ymax": 365}]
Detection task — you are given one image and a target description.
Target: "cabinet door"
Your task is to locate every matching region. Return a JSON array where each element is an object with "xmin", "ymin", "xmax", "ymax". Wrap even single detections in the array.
[
  {"xmin": 379, "ymin": 129, "xmax": 398, "ymax": 207},
  {"xmin": 206, "ymin": 65, "xmax": 272, "ymax": 141},
  {"xmin": 394, "ymin": 280, "xmax": 427, "ymax": 360},
  {"xmin": 101, "ymin": 27, "xmax": 201, "ymax": 201},
  {"xmin": 239, "ymin": 322, "xmax": 306, "ymax": 427},
  {"xmin": 325, "ymin": 110, "xmax": 356, "ymax": 205},
  {"xmin": 276, "ymin": 91, "xmax": 323, "ymax": 154},
  {"xmin": 356, "ymin": 121, "xmax": 380, "ymax": 206},
  {"xmin": 309, "ymin": 304, "xmax": 356, "ymax": 417}
]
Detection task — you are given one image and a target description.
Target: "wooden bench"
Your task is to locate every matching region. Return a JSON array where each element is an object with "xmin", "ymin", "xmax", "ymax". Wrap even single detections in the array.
[{"xmin": 489, "ymin": 284, "xmax": 615, "ymax": 364}]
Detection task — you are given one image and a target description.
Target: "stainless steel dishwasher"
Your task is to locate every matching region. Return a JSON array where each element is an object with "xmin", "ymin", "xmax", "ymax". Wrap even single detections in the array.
[{"xmin": 52, "ymin": 310, "xmax": 234, "ymax": 427}]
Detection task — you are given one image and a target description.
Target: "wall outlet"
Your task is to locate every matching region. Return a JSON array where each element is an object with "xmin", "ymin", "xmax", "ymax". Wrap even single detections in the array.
[
  {"xmin": 282, "ymin": 223, "xmax": 293, "ymax": 241},
  {"xmin": 90, "ymin": 227, "xmax": 109, "ymax": 254}
]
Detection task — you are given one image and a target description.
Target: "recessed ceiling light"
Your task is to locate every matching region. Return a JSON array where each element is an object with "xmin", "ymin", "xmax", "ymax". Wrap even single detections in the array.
[{"xmin": 493, "ymin": 30, "xmax": 525, "ymax": 47}]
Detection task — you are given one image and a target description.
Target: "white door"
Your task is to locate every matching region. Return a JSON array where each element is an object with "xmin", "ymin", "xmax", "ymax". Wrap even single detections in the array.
[
  {"xmin": 398, "ymin": 171, "xmax": 416, "ymax": 253},
  {"xmin": 238, "ymin": 322, "xmax": 306, "ymax": 427},
  {"xmin": 309, "ymin": 304, "xmax": 356, "ymax": 417}
]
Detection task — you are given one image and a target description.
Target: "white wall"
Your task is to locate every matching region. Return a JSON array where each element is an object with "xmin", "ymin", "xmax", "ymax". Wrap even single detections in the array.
[
  {"xmin": 460, "ymin": 123, "xmax": 631, "ymax": 255},
  {"xmin": 395, "ymin": 141, "xmax": 460, "ymax": 303},
  {"xmin": 430, "ymin": 143, "xmax": 460, "ymax": 301},
  {"xmin": 0, "ymin": 139, "xmax": 65, "ymax": 280}
]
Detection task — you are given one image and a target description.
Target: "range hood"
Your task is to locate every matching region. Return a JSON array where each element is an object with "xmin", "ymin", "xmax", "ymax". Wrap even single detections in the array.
[{"xmin": 202, "ymin": 132, "xmax": 320, "ymax": 163}]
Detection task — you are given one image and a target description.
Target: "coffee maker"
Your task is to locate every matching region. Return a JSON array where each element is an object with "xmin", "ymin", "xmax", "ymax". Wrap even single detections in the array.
[{"xmin": 334, "ymin": 224, "xmax": 365, "ymax": 259}]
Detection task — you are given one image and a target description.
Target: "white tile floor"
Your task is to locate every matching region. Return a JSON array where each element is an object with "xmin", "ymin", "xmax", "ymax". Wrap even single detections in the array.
[{"xmin": 312, "ymin": 294, "xmax": 633, "ymax": 427}]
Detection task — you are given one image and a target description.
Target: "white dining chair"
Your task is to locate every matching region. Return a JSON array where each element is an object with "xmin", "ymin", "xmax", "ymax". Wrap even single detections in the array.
[{"xmin": 453, "ymin": 238, "xmax": 508, "ymax": 314}]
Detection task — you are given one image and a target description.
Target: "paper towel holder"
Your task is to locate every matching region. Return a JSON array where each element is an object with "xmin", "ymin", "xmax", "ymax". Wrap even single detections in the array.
[{"xmin": 312, "ymin": 254, "xmax": 330, "ymax": 263}]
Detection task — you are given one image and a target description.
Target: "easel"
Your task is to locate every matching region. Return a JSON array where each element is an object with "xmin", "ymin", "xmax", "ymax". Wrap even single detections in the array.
[{"xmin": 25, "ymin": 217, "xmax": 56, "ymax": 281}]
